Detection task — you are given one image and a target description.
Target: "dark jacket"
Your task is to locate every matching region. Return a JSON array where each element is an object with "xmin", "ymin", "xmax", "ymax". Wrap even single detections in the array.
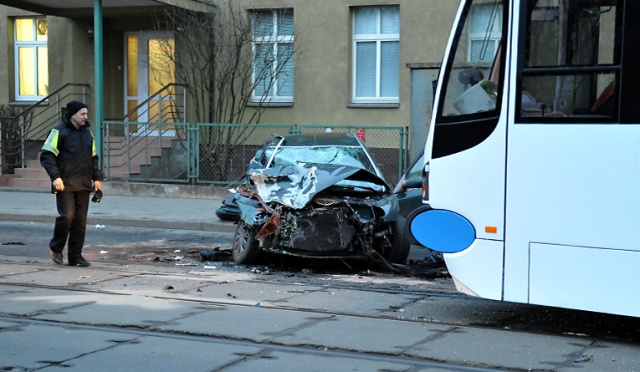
[{"xmin": 40, "ymin": 119, "xmax": 103, "ymax": 192}]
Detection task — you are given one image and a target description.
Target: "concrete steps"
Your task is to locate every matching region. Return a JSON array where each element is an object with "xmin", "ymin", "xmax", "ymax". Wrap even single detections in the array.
[{"xmin": 1, "ymin": 160, "xmax": 50, "ymax": 190}]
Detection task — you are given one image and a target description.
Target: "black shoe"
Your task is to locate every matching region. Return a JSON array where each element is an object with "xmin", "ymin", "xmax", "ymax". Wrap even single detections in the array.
[
  {"xmin": 69, "ymin": 257, "xmax": 91, "ymax": 267},
  {"xmin": 50, "ymin": 250, "xmax": 63, "ymax": 265}
]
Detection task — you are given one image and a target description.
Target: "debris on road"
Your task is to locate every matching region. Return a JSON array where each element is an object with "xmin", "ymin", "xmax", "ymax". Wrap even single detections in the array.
[{"xmin": 198, "ymin": 248, "xmax": 231, "ymax": 262}]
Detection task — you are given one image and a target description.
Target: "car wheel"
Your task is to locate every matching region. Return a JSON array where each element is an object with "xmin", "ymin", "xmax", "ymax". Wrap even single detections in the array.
[
  {"xmin": 383, "ymin": 218, "xmax": 411, "ymax": 264},
  {"xmin": 232, "ymin": 221, "xmax": 262, "ymax": 264}
]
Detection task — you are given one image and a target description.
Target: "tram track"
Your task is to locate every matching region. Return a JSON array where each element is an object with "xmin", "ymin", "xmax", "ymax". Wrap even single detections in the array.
[
  {"xmin": 3, "ymin": 259, "xmax": 640, "ymax": 371},
  {"xmin": 0, "ymin": 315, "xmax": 501, "ymax": 372},
  {"xmin": 3, "ymin": 262, "xmax": 634, "ymax": 344}
]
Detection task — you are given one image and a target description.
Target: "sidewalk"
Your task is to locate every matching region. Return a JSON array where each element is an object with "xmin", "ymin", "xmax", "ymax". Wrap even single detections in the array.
[{"xmin": 0, "ymin": 186, "xmax": 235, "ymax": 233}]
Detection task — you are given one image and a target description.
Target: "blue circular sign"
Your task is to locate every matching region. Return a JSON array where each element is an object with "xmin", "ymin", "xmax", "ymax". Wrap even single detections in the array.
[{"xmin": 410, "ymin": 209, "xmax": 476, "ymax": 253}]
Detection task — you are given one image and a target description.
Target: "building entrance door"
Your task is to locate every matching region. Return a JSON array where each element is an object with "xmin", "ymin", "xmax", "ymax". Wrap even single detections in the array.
[{"xmin": 124, "ymin": 31, "xmax": 175, "ymax": 134}]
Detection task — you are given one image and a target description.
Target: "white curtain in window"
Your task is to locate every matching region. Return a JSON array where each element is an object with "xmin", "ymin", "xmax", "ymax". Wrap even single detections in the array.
[
  {"xmin": 380, "ymin": 7, "xmax": 400, "ymax": 34},
  {"xmin": 353, "ymin": 6, "xmax": 399, "ymax": 100},
  {"xmin": 277, "ymin": 43, "xmax": 294, "ymax": 96},
  {"xmin": 380, "ymin": 41, "xmax": 399, "ymax": 97},
  {"xmin": 356, "ymin": 42, "xmax": 376, "ymax": 97},
  {"xmin": 354, "ymin": 7, "xmax": 377, "ymax": 34},
  {"xmin": 278, "ymin": 9, "xmax": 294, "ymax": 36},
  {"xmin": 254, "ymin": 43, "xmax": 273, "ymax": 97}
]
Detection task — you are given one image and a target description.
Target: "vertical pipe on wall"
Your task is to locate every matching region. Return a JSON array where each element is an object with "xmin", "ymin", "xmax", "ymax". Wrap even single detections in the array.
[{"xmin": 94, "ymin": 0, "xmax": 103, "ymax": 165}]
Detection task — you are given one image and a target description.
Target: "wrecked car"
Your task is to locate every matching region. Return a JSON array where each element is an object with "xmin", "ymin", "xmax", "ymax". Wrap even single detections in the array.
[{"xmin": 231, "ymin": 133, "xmax": 409, "ymax": 265}]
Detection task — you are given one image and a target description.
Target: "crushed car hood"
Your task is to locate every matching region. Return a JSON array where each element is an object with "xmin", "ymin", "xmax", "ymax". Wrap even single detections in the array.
[{"xmin": 247, "ymin": 162, "xmax": 390, "ymax": 209}]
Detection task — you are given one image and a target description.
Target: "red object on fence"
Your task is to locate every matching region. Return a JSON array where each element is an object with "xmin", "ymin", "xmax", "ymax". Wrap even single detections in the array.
[{"xmin": 356, "ymin": 128, "xmax": 365, "ymax": 142}]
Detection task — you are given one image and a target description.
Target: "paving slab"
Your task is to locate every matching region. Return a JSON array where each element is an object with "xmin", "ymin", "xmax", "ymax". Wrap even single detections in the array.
[
  {"xmin": 270, "ymin": 287, "xmax": 422, "ymax": 316},
  {"xmin": 406, "ymin": 326, "xmax": 592, "ymax": 371},
  {"xmin": 223, "ymin": 350, "xmax": 414, "ymax": 372},
  {"xmin": 0, "ymin": 263, "xmax": 133, "ymax": 287},
  {"xmin": 381, "ymin": 295, "xmax": 537, "ymax": 324},
  {"xmin": 183, "ymin": 280, "xmax": 325, "ymax": 304},
  {"xmin": 154, "ymin": 305, "xmax": 333, "ymax": 343},
  {"xmin": 74, "ymin": 273, "xmax": 209, "ymax": 296},
  {"xmin": 34, "ymin": 294, "xmax": 219, "ymax": 327},
  {"xmin": 38, "ymin": 334, "xmax": 263, "ymax": 371},
  {"xmin": 0, "ymin": 322, "xmax": 134, "ymax": 370},
  {"xmin": 0, "ymin": 287, "xmax": 95, "ymax": 316},
  {"xmin": 273, "ymin": 314, "xmax": 453, "ymax": 354},
  {"xmin": 557, "ymin": 341, "xmax": 640, "ymax": 372},
  {"xmin": 0, "ymin": 263, "xmax": 47, "ymax": 277}
]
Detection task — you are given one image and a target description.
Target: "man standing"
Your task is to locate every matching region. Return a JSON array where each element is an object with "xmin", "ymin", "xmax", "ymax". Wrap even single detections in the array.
[{"xmin": 40, "ymin": 100, "xmax": 103, "ymax": 267}]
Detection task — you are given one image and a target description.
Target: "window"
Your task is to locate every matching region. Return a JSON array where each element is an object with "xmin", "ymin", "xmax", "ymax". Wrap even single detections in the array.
[
  {"xmin": 468, "ymin": 5, "xmax": 502, "ymax": 62},
  {"xmin": 252, "ymin": 9, "xmax": 294, "ymax": 103},
  {"xmin": 352, "ymin": 6, "xmax": 400, "ymax": 103},
  {"xmin": 518, "ymin": 0, "xmax": 622, "ymax": 122},
  {"xmin": 433, "ymin": 0, "xmax": 505, "ymax": 159},
  {"xmin": 440, "ymin": 0, "xmax": 504, "ymax": 119},
  {"xmin": 14, "ymin": 17, "xmax": 48, "ymax": 101}
]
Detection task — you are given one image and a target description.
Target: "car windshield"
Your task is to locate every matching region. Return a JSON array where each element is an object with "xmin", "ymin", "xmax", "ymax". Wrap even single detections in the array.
[{"xmin": 265, "ymin": 145, "xmax": 377, "ymax": 175}]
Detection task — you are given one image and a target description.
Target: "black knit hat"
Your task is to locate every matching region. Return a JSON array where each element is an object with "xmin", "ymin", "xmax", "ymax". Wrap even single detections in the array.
[{"xmin": 65, "ymin": 100, "xmax": 88, "ymax": 120}]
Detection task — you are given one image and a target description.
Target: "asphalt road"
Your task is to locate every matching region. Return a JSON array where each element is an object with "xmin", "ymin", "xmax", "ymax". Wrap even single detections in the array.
[
  {"xmin": 3, "ymin": 221, "xmax": 640, "ymax": 370},
  {"xmin": 0, "ymin": 221, "xmax": 234, "ymax": 261}
]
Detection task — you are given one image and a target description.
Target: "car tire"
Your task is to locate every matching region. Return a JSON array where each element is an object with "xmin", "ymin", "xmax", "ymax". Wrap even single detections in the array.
[
  {"xmin": 232, "ymin": 221, "xmax": 262, "ymax": 264},
  {"xmin": 383, "ymin": 218, "xmax": 411, "ymax": 264}
]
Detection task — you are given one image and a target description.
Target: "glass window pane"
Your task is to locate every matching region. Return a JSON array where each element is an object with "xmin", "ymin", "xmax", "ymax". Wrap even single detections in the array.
[
  {"xmin": 16, "ymin": 18, "xmax": 34, "ymax": 41},
  {"xmin": 127, "ymin": 35, "xmax": 138, "ymax": 96},
  {"xmin": 354, "ymin": 7, "xmax": 377, "ymax": 35},
  {"xmin": 254, "ymin": 43, "xmax": 274, "ymax": 97},
  {"xmin": 254, "ymin": 11, "xmax": 273, "ymax": 37},
  {"xmin": 381, "ymin": 6, "xmax": 400, "ymax": 34},
  {"xmin": 37, "ymin": 46, "xmax": 48, "ymax": 96},
  {"xmin": 380, "ymin": 41, "xmax": 399, "ymax": 97},
  {"xmin": 18, "ymin": 47, "xmax": 35, "ymax": 96},
  {"xmin": 471, "ymin": 5, "xmax": 501, "ymax": 33},
  {"xmin": 470, "ymin": 39, "xmax": 496, "ymax": 62},
  {"xmin": 277, "ymin": 43, "xmax": 294, "ymax": 96},
  {"xmin": 148, "ymin": 38, "xmax": 175, "ymax": 94},
  {"xmin": 442, "ymin": 1, "xmax": 503, "ymax": 117},
  {"xmin": 522, "ymin": 73, "xmax": 616, "ymax": 117},
  {"xmin": 127, "ymin": 100, "xmax": 139, "ymax": 121},
  {"xmin": 278, "ymin": 9, "xmax": 294, "ymax": 36},
  {"xmin": 355, "ymin": 42, "xmax": 376, "ymax": 97}
]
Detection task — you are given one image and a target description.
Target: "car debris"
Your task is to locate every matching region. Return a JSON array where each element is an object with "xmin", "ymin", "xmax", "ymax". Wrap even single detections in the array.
[
  {"xmin": 231, "ymin": 133, "xmax": 408, "ymax": 266},
  {"xmin": 198, "ymin": 248, "xmax": 231, "ymax": 262}
]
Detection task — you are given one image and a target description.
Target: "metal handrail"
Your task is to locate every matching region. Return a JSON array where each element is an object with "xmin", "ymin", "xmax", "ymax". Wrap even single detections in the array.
[
  {"xmin": 0, "ymin": 83, "xmax": 90, "ymax": 171},
  {"xmin": 121, "ymin": 83, "xmax": 188, "ymax": 122},
  {"xmin": 0, "ymin": 83, "xmax": 90, "ymax": 121}
]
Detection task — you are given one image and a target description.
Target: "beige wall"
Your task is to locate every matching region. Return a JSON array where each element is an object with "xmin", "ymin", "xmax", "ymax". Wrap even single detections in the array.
[
  {"xmin": 233, "ymin": 0, "xmax": 457, "ymax": 130},
  {"xmin": 1, "ymin": 1, "xmax": 458, "ymax": 131}
]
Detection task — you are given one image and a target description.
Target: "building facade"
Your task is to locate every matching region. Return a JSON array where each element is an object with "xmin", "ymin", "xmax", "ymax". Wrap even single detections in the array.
[{"xmin": 0, "ymin": 0, "xmax": 459, "ymax": 183}]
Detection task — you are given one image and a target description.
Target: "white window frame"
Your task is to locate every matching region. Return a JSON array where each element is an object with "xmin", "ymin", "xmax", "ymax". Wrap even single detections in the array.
[
  {"xmin": 352, "ymin": 5, "xmax": 400, "ymax": 104},
  {"xmin": 14, "ymin": 17, "xmax": 48, "ymax": 101},
  {"xmin": 251, "ymin": 9, "xmax": 294, "ymax": 103}
]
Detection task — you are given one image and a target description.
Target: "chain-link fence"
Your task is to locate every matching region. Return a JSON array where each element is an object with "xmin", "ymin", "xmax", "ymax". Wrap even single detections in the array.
[{"xmin": 102, "ymin": 122, "xmax": 408, "ymax": 186}]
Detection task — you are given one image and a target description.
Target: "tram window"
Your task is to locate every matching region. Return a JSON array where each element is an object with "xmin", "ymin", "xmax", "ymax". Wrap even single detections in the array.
[
  {"xmin": 432, "ymin": 0, "xmax": 506, "ymax": 159},
  {"xmin": 518, "ymin": 0, "xmax": 621, "ymax": 122},
  {"xmin": 440, "ymin": 1, "xmax": 504, "ymax": 118}
]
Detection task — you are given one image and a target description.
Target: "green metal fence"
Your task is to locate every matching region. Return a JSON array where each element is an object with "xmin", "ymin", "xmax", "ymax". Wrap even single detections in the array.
[{"xmin": 102, "ymin": 122, "xmax": 408, "ymax": 186}]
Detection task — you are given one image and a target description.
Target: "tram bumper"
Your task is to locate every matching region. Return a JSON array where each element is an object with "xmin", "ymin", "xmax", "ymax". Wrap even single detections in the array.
[{"xmin": 406, "ymin": 205, "xmax": 476, "ymax": 253}]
